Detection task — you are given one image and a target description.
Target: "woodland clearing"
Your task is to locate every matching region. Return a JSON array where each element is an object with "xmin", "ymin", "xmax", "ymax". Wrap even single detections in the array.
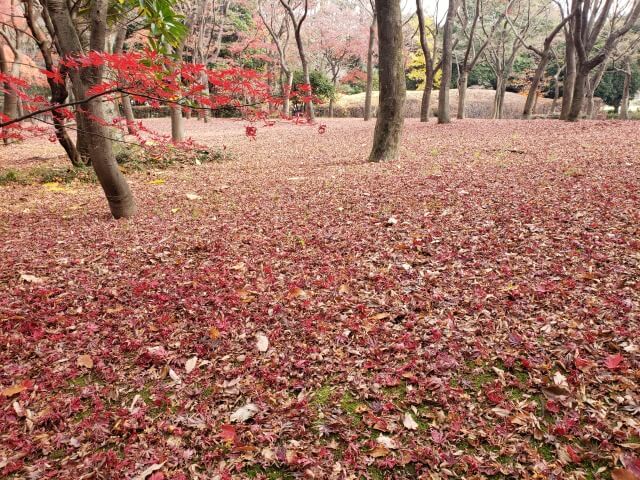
[{"xmin": 1, "ymin": 118, "xmax": 639, "ymax": 479}]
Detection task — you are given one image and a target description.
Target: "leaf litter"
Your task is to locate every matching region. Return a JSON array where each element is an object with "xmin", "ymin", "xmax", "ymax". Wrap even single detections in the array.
[{"xmin": 0, "ymin": 118, "xmax": 639, "ymax": 478}]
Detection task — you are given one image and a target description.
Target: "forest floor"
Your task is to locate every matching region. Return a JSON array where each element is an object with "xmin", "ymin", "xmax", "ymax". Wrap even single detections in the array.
[{"xmin": 1, "ymin": 118, "xmax": 639, "ymax": 479}]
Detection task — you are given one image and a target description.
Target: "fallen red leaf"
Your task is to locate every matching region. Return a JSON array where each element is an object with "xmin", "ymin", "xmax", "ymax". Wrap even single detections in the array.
[{"xmin": 605, "ymin": 353, "xmax": 624, "ymax": 370}]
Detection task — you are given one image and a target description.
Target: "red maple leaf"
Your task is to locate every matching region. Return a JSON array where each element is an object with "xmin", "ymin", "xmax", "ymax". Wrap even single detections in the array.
[
  {"xmin": 605, "ymin": 353, "xmax": 624, "ymax": 370},
  {"xmin": 219, "ymin": 424, "xmax": 237, "ymax": 444}
]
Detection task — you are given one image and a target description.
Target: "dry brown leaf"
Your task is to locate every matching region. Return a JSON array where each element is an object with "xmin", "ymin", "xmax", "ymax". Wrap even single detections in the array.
[
  {"xmin": 612, "ymin": 468, "xmax": 640, "ymax": 480},
  {"xmin": 76, "ymin": 354, "xmax": 93, "ymax": 369},
  {"xmin": 185, "ymin": 356, "xmax": 198, "ymax": 374},
  {"xmin": 1, "ymin": 383, "xmax": 27, "ymax": 398}
]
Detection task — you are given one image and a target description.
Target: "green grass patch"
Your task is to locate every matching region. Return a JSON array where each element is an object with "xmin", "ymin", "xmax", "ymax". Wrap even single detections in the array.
[
  {"xmin": 382, "ymin": 382, "xmax": 407, "ymax": 400},
  {"xmin": 312, "ymin": 385, "xmax": 333, "ymax": 407},
  {"xmin": 0, "ymin": 165, "xmax": 97, "ymax": 186},
  {"xmin": 340, "ymin": 391, "xmax": 366, "ymax": 425},
  {"xmin": 244, "ymin": 466, "xmax": 294, "ymax": 479}
]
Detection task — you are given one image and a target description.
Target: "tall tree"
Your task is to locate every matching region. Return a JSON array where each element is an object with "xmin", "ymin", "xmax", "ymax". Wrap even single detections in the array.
[
  {"xmin": 438, "ymin": 0, "xmax": 457, "ymax": 123},
  {"xmin": 483, "ymin": 0, "xmax": 531, "ymax": 120},
  {"xmin": 416, "ymin": 0, "xmax": 442, "ymax": 121},
  {"xmin": 44, "ymin": 0, "xmax": 136, "ymax": 218},
  {"xmin": 259, "ymin": 0, "xmax": 294, "ymax": 116},
  {"xmin": 23, "ymin": 0, "xmax": 82, "ymax": 162},
  {"xmin": 369, "ymin": 0, "xmax": 405, "ymax": 161},
  {"xmin": 559, "ymin": 17, "xmax": 576, "ymax": 119},
  {"xmin": 279, "ymin": 0, "xmax": 314, "ymax": 120},
  {"xmin": 455, "ymin": 0, "xmax": 505, "ymax": 119},
  {"xmin": 363, "ymin": 0, "xmax": 377, "ymax": 121},
  {"xmin": 515, "ymin": 3, "xmax": 574, "ymax": 119},
  {"xmin": 0, "ymin": 0, "xmax": 24, "ymax": 144},
  {"xmin": 567, "ymin": 0, "xmax": 640, "ymax": 121}
]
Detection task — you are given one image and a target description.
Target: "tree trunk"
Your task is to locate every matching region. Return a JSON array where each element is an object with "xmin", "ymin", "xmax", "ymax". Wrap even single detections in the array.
[
  {"xmin": 283, "ymin": 69, "xmax": 293, "ymax": 116},
  {"xmin": 364, "ymin": 12, "xmax": 377, "ymax": 121},
  {"xmin": 24, "ymin": 0, "xmax": 82, "ymax": 165},
  {"xmin": 0, "ymin": 47, "xmax": 19, "ymax": 145},
  {"xmin": 457, "ymin": 70, "xmax": 469, "ymax": 119},
  {"xmin": 560, "ymin": 34, "xmax": 575, "ymax": 120},
  {"xmin": 497, "ymin": 84, "xmax": 506, "ymax": 119},
  {"xmin": 567, "ymin": 68, "xmax": 587, "ymax": 121},
  {"xmin": 75, "ymin": 114, "xmax": 92, "ymax": 164},
  {"xmin": 550, "ymin": 67, "xmax": 562, "ymax": 115},
  {"xmin": 171, "ymin": 106, "xmax": 185, "ymax": 142},
  {"xmin": 171, "ymin": 45, "xmax": 185, "ymax": 141},
  {"xmin": 523, "ymin": 52, "xmax": 550, "ymax": 119},
  {"xmin": 122, "ymin": 94, "xmax": 137, "ymax": 134},
  {"xmin": 46, "ymin": 0, "xmax": 136, "ymax": 218},
  {"xmin": 492, "ymin": 76, "xmax": 507, "ymax": 119},
  {"xmin": 438, "ymin": 0, "xmax": 456, "ymax": 124},
  {"xmin": 585, "ymin": 60, "xmax": 607, "ymax": 119},
  {"xmin": 420, "ymin": 81, "xmax": 433, "ymax": 121},
  {"xmin": 369, "ymin": 0, "xmax": 405, "ymax": 162},
  {"xmin": 620, "ymin": 57, "xmax": 631, "ymax": 120},
  {"xmin": 416, "ymin": 0, "xmax": 434, "ymax": 122}
]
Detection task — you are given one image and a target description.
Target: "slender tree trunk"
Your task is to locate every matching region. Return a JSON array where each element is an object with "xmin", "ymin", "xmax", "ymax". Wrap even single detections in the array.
[
  {"xmin": 492, "ymin": 75, "xmax": 508, "ymax": 119},
  {"xmin": 550, "ymin": 67, "xmax": 562, "ymax": 115},
  {"xmin": 122, "ymin": 95, "xmax": 137, "ymax": 134},
  {"xmin": 421, "ymin": 80, "xmax": 433, "ymax": 121},
  {"xmin": 620, "ymin": 57, "xmax": 631, "ymax": 120},
  {"xmin": 560, "ymin": 34, "xmax": 575, "ymax": 120},
  {"xmin": 51, "ymin": 73, "xmax": 83, "ymax": 165},
  {"xmin": 497, "ymin": 83, "xmax": 507, "ymax": 118},
  {"xmin": 457, "ymin": 70, "xmax": 469, "ymax": 119},
  {"xmin": 46, "ymin": 0, "xmax": 136, "ymax": 218},
  {"xmin": 24, "ymin": 0, "xmax": 82, "ymax": 164},
  {"xmin": 416, "ymin": 0, "xmax": 434, "ymax": 122},
  {"xmin": 171, "ymin": 45, "xmax": 185, "ymax": 141},
  {"xmin": 0, "ymin": 47, "xmax": 19, "ymax": 145},
  {"xmin": 438, "ymin": 0, "xmax": 456, "ymax": 124},
  {"xmin": 523, "ymin": 52, "xmax": 551, "ymax": 119},
  {"xmin": 171, "ymin": 106, "xmax": 185, "ymax": 142},
  {"xmin": 364, "ymin": 12, "xmax": 377, "ymax": 121},
  {"xmin": 283, "ymin": 69, "xmax": 293, "ymax": 116},
  {"xmin": 369, "ymin": 0, "xmax": 405, "ymax": 162},
  {"xmin": 585, "ymin": 60, "xmax": 607, "ymax": 119}
]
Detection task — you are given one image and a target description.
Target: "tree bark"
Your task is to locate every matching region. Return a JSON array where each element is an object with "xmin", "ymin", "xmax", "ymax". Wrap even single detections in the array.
[
  {"xmin": 421, "ymin": 82, "xmax": 433, "ymax": 121},
  {"xmin": 492, "ymin": 76, "xmax": 507, "ymax": 119},
  {"xmin": 585, "ymin": 60, "xmax": 607, "ymax": 119},
  {"xmin": 122, "ymin": 94, "xmax": 137, "ymax": 134},
  {"xmin": 0, "ymin": 43, "xmax": 19, "ymax": 145},
  {"xmin": 280, "ymin": 0, "xmax": 314, "ymax": 120},
  {"xmin": 364, "ymin": 10, "xmax": 377, "ymax": 121},
  {"xmin": 24, "ymin": 0, "xmax": 82, "ymax": 164},
  {"xmin": 369, "ymin": 0, "xmax": 405, "ymax": 162},
  {"xmin": 567, "ymin": 68, "xmax": 587, "ymax": 121},
  {"xmin": 457, "ymin": 70, "xmax": 469, "ymax": 119},
  {"xmin": 171, "ymin": 105, "xmax": 185, "ymax": 142},
  {"xmin": 46, "ymin": 0, "xmax": 136, "ymax": 218},
  {"xmin": 171, "ymin": 45, "xmax": 185, "ymax": 142},
  {"xmin": 283, "ymin": 69, "xmax": 293, "ymax": 116},
  {"xmin": 438, "ymin": 0, "xmax": 456, "ymax": 124},
  {"xmin": 416, "ymin": 0, "xmax": 435, "ymax": 122},
  {"xmin": 620, "ymin": 56, "xmax": 631, "ymax": 120},
  {"xmin": 523, "ymin": 52, "xmax": 550, "ymax": 119},
  {"xmin": 560, "ymin": 33, "xmax": 576, "ymax": 120}
]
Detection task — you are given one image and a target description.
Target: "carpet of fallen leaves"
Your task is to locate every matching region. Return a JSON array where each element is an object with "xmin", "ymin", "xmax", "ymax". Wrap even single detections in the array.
[{"xmin": 1, "ymin": 118, "xmax": 639, "ymax": 480}]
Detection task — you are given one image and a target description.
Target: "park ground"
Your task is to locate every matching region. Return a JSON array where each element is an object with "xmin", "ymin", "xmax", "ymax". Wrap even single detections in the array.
[{"xmin": 1, "ymin": 118, "xmax": 639, "ymax": 479}]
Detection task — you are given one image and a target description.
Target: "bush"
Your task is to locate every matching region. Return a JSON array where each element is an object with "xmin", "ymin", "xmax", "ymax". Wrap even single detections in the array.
[{"xmin": 293, "ymin": 70, "xmax": 335, "ymax": 102}]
